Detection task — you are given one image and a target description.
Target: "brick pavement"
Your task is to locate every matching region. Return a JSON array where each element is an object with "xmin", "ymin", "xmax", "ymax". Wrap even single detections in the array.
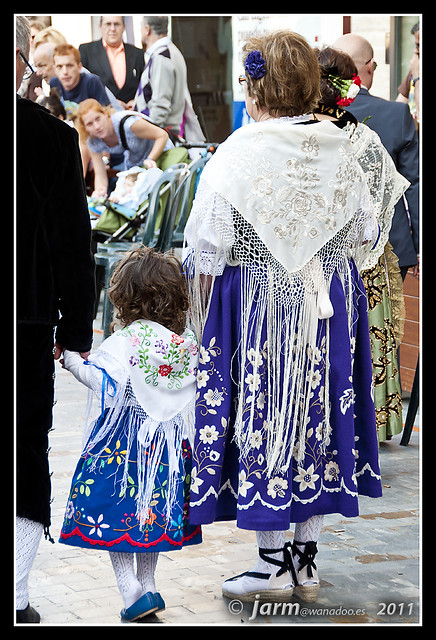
[{"xmin": 22, "ymin": 319, "xmax": 421, "ymax": 627}]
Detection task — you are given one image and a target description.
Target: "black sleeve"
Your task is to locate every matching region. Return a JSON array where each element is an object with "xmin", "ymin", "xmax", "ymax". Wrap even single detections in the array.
[
  {"xmin": 47, "ymin": 124, "xmax": 96, "ymax": 351},
  {"xmin": 16, "ymin": 98, "xmax": 96, "ymax": 352}
]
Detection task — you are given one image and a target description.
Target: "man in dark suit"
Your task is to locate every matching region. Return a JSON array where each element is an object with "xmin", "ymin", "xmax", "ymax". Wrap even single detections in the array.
[
  {"xmin": 333, "ymin": 33, "xmax": 419, "ymax": 279},
  {"xmin": 15, "ymin": 15, "xmax": 95, "ymax": 623},
  {"xmin": 79, "ymin": 16, "xmax": 144, "ymax": 109}
]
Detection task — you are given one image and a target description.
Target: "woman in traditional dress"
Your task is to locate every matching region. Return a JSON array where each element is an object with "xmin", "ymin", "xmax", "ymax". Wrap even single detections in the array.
[
  {"xmin": 313, "ymin": 46, "xmax": 407, "ymax": 443},
  {"xmin": 183, "ymin": 30, "xmax": 408, "ymax": 604}
]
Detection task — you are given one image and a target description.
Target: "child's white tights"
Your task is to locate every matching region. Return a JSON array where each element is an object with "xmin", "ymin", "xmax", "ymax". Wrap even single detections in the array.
[{"xmin": 109, "ymin": 551, "xmax": 159, "ymax": 609}]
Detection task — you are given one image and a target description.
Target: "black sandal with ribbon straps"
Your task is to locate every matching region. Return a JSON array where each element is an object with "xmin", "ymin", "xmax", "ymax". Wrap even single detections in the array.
[
  {"xmin": 291, "ymin": 540, "xmax": 320, "ymax": 602},
  {"xmin": 222, "ymin": 542, "xmax": 297, "ymax": 603}
]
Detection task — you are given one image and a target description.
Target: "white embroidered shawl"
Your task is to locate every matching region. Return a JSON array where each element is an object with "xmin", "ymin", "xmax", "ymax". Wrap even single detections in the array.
[{"xmin": 199, "ymin": 119, "xmax": 370, "ymax": 273}]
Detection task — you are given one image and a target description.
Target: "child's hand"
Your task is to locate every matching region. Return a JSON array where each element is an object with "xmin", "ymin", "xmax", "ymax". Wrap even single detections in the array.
[
  {"xmin": 58, "ymin": 348, "xmax": 90, "ymax": 369},
  {"xmin": 108, "ymin": 194, "xmax": 120, "ymax": 203},
  {"xmin": 92, "ymin": 187, "xmax": 108, "ymax": 199}
]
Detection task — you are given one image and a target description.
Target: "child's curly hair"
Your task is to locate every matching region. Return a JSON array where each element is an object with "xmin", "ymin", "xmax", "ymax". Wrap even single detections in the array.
[{"xmin": 108, "ymin": 246, "xmax": 189, "ymax": 336}]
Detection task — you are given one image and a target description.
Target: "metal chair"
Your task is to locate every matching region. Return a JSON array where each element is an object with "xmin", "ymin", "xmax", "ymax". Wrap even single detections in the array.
[
  {"xmin": 170, "ymin": 154, "xmax": 210, "ymax": 249},
  {"xmin": 139, "ymin": 163, "xmax": 189, "ymax": 248},
  {"xmin": 154, "ymin": 154, "xmax": 211, "ymax": 253},
  {"xmin": 95, "ymin": 163, "xmax": 189, "ymax": 338},
  {"xmin": 156, "ymin": 175, "xmax": 190, "ymax": 253},
  {"xmin": 400, "ymin": 355, "xmax": 420, "ymax": 446}
]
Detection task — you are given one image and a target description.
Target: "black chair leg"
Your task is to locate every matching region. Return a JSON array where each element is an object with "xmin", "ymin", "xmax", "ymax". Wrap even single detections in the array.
[{"xmin": 400, "ymin": 355, "xmax": 419, "ymax": 446}]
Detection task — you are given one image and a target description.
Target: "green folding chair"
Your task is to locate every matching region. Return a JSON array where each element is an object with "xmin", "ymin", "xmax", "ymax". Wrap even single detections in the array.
[
  {"xmin": 170, "ymin": 154, "xmax": 210, "ymax": 249},
  {"xmin": 95, "ymin": 163, "xmax": 189, "ymax": 338}
]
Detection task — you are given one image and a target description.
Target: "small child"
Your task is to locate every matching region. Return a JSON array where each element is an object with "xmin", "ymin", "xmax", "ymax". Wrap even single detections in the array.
[
  {"xmin": 108, "ymin": 171, "xmax": 140, "ymax": 204},
  {"xmin": 37, "ymin": 87, "xmax": 68, "ymax": 121},
  {"xmin": 108, "ymin": 166, "xmax": 163, "ymax": 212},
  {"xmin": 59, "ymin": 247, "xmax": 202, "ymax": 622}
]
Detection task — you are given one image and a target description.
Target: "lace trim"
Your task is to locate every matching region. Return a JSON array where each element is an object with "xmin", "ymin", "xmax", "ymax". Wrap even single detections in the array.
[
  {"xmin": 197, "ymin": 250, "xmax": 226, "ymax": 276},
  {"xmin": 345, "ymin": 122, "xmax": 410, "ymax": 270}
]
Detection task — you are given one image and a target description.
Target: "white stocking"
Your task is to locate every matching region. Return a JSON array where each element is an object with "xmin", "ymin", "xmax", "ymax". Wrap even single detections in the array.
[
  {"xmin": 136, "ymin": 552, "xmax": 159, "ymax": 593},
  {"xmin": 293, "ymin": 515, "xmax": 323, "ymax": 585},
  {"xmin": 109, "ymin": 552, "xmax": 142, "ymax": 609},
  {"xmin": 294, "ymin": 515, "xmax": 324, "ymax": 546},
  {"xmin": 252, "ymin": 530, "xmax": 286, "ymax": 574},
  {"xmin": 15, "ymin": 517, "xmax": 44, "ymax": 610}
]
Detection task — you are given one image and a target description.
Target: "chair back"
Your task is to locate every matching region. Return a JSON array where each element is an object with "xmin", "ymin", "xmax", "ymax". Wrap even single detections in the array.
[
  {"xmin": 156, "ymin": 146, "xmax": 189, "ymax": 171},
  {"xmin": 157, "ymin": 167, "xmax": 191, "ymax": 252},
  {"xmin": 140, "ymin": 163, "xmax": 189, "ymax": 248},
  {"xmin": 169, "ymin": 154, "xmax": 210, "ymax": 249}
]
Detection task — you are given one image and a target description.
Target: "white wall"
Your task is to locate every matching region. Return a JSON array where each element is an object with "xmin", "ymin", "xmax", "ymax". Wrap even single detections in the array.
[
  {"xmin": 232, "ymin": 14, "xmax": 345, "ymax": 101},
  {"xmin": 50, "ymin": 14, "xmax": 93, "ymax": 49},
  {"xmin": 350, "ymin": 14, "xmax": 391, "ymax": 100}
]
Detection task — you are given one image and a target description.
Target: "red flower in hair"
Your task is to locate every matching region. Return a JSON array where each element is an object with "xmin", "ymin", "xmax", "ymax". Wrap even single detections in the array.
[{"xmin": 352, "ymin": 74, "xmax": 362, "ymax": 86}]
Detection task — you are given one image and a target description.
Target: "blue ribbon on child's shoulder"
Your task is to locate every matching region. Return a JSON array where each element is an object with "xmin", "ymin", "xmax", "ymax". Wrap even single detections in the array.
[{"xmin": 83, "ymin": 361, "xmax": 117, "ymax": 413}]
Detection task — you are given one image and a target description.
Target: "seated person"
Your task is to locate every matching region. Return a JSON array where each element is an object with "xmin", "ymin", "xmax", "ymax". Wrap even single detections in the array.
[
  {"xmin": 36, "ymin": 40, "xmax": 122, "ymax": 112},
  {"xmin": 50, "ymin": 43, "xmax": 125, "ymax": 176},
  {"xmin": 33, "ymin": 42, "xmax": 57, "ymax": 98}
]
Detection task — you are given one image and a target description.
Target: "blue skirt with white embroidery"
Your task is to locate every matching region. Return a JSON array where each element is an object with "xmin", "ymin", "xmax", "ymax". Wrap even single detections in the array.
[{"xmin": 188, "ymin": 264, "xmax": 382, "ymax": 531}]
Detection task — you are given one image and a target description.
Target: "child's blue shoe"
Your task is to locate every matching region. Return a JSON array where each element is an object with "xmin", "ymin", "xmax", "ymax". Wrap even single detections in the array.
[
  {"xmin": 120, "ymin": 592, "xmax": 158, "ymax": 621},
  {"xmin": 154, "ymin": 592, "xmax": 166, "ymax": 612}
]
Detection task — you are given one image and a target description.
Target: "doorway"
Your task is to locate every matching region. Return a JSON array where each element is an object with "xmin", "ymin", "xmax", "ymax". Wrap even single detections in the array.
[{"xmin": 171, "ymin": 16, "xmax": 233, "ymax": 143}]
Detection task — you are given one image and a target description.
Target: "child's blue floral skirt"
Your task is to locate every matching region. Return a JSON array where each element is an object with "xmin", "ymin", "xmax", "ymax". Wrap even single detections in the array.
[{"xmin": 59, "ymin": 409, "xmax": 202, "ymax": 552}]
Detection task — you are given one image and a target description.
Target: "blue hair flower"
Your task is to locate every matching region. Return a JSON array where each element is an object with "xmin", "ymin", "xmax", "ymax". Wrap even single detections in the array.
[{"xmin": 244, "ymin": 50, "xmax": 266, "ymax": 80}]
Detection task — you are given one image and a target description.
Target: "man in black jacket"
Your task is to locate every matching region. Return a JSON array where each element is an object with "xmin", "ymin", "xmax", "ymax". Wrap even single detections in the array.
[
  {"xmin": 15, "ymin": 15, "xmax": 95, "ymax": 623},
  {"xmin": 79, "ymin": 16, "xmax": 145, "ymax": 109}
]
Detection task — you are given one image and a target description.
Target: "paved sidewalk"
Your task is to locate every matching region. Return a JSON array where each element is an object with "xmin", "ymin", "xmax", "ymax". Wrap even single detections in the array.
[{"xmin": 24, "ymin": 318, "xmax": 421, "ymax": 627}]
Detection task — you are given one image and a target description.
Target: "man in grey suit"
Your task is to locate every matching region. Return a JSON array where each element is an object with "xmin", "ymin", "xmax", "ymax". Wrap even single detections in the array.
[
  {"xmin": 333, "ymin": 33, "xmax": 419, "ymax": 278},
  {"xmin": 79, "ymin": 16, "xmax": 144, "ymax": 109},
  {"xmin": 133, "ymin": 16, "xmax": 188, "ymax": 136}
]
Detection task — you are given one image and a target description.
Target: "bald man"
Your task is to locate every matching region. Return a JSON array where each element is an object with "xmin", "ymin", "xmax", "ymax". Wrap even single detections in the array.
[
  {"xmin": 33, "ymin": 42, "xmax": 56, "ymax": 97},
  {"xmin": 333, "ymin": 33, "xmax": 419, "ymax": 278}
]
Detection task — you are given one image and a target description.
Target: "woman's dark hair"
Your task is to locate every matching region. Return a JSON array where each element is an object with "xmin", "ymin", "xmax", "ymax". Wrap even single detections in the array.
[
  {"xmin": 315, "ymin": 46, "xmax": 358, "ymax": 109},
  {"xmin": 108, "ymin": 246, "xmax": 189, "ymax": 335}
]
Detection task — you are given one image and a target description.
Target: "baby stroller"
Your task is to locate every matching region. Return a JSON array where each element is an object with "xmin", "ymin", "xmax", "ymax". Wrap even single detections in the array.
[
  {"xmin": 89, "ymin": 146, "xmax": 190, "ymax": 246},
  {"xmin": 89, "ymin": 166, "xmax": 164, "ymax": 241}
]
